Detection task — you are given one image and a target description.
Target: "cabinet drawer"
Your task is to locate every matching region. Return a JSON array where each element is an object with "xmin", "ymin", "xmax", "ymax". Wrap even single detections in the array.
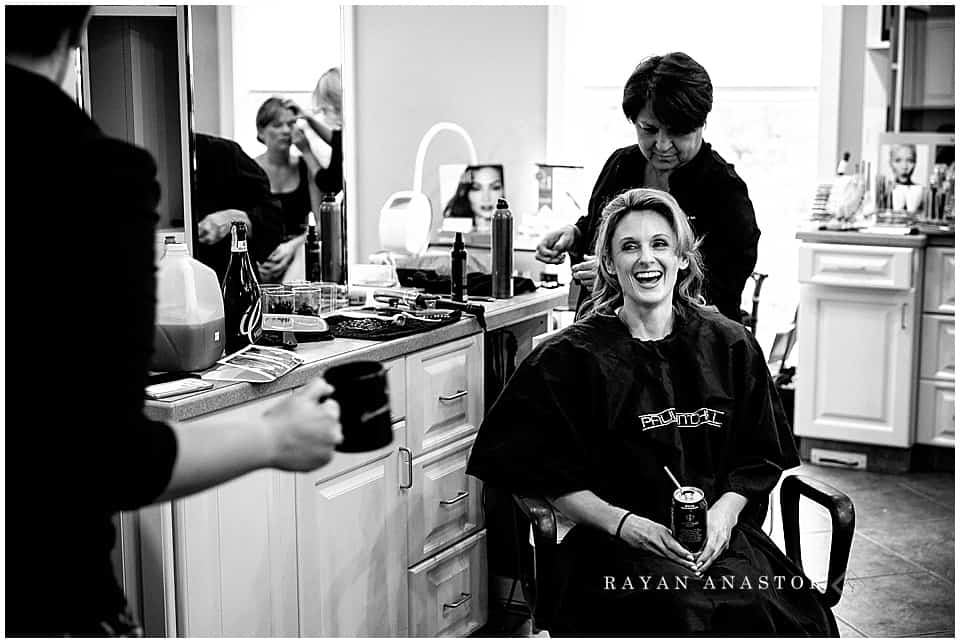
[
  {"xmin": 923, "ymin": 247, "xmax": 955, "ymax": 314},
  {"xmin": 384, "ymin": 357, "xmax": 406, "ymax": 422},
  {"xmin": 406, "ymin": 335, "xmax": 483, "ymax": 456},
  {"xmin": 916, "ymin": 380, "xmax": 956, "ymax": 447},
  {"xmin": 407, "ymin": 434, "xmax": 482, "ymax": 564},
  {"xmin": 920, "ymin": 315, "xmax": 955, "ymax": 381},
  {"xmin": 408, "ymin": 530, "xmax": 487, "ymax": 637},
  {"xmin": 798, "ymin": 243, "xmax": 915, "ymax": 289}
]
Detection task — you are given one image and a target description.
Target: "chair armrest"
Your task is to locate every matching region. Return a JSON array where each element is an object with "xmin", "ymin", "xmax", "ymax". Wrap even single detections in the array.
[
  {"xmin": 779, "ymin": 473, "xmax": 855, "ymax": 608},
  {"xmin": 513, "ymin": 494, "xmax": 558, "ymax": 546}
]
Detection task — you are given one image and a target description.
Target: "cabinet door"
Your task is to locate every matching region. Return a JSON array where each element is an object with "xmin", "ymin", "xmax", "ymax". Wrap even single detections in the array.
[
  {"xmin": 796, "ymin": 286, "xmax": 918, "ymax": 447},
  {"xmin": 408, "ymin": 434, "xmax": 483, "ymax": 564},
  {"xmin": 297, "ymin": 444, "xmax": 408, "ymax": 637},
  {"xmin": 408, "ymin": 530, "xmax": 488, "ymax": 637},
  {"xmin": 916, "ymin": 380, "xmax": 956, "ymax": 447},
  {"xmin": 171, "ymin": 391, "xmax": 300, "ymax": 636}
]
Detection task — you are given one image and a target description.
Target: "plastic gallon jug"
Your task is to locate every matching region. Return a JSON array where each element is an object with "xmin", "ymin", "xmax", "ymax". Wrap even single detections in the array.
[{"xmin": 152, "ymin": 244, "xmax": 226, "ymax": 372}]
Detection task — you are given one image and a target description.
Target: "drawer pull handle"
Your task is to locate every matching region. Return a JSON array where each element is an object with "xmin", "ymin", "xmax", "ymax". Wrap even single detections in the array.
[
  {"xmin": 399, "ymin": 448, "xmax": 413, "ymax": 490},
  {"xmin": 440, "ymin": 491, "xmax": 470, "ymax": 506},
  {"xmin": 439, "ymin": 390, "xmax": 468, "ymax": 402},
  {"xmin": 443, "ymin": 592, "xmax": 472, "ymax": 611},
  {"xmin": 901, "ymin": 303, "xmax": 907, "ymax": 330}
]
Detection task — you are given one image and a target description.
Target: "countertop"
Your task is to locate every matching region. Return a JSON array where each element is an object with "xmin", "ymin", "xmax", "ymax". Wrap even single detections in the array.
[
  {"xmin": 144, "ymin": 287, "xmax": 568, "ymax": 423},
  {"xmin": 796, "ymin": 224, "xmax": 955, "ymax": 248}
]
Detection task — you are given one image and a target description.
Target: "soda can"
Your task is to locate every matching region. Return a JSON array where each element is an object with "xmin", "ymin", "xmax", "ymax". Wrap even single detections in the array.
[{"xmin": 671, "ymin": 486, "xmax": 707, "ymax": 553}]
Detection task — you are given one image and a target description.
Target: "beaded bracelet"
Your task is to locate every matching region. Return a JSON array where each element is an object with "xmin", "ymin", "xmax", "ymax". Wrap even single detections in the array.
[{"xmin": 615, "ymin": 511, "xmax": 633, "ymax": 540}]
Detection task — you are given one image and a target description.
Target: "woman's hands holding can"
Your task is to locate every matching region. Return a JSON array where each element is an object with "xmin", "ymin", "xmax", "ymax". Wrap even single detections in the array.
[
  {"xmin": 618, "ymin": 513, "xmax": 699, "ymax": 572},
  {"xmin": 694, "ymin": 492, "xmax": 748, "ymax": 574}
]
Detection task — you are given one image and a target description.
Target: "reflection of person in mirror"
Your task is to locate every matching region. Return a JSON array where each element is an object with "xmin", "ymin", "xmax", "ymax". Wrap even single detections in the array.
[
  {"xmin": 535, "ymin": 52, "xmax": 759, "ymax": 323},
  {"xmin": 888, "ymin": 143, "xmax": 924, "ymax": 213},
  {"xmin": 443, "ymin": 164, "xmax": 505, "ymax": 232},
  {"xmin": 6, "ymin": 6, "xmax": 343, "ymax": 635},
  {"xmin": 254, "ymin": 97, "xmax": 323, "ymax": 282},
  {"xmin": 284, "ymin": 66, "xmax": 344, "ymax": 196},
  {"xmin": 193, "ymin": 133, "xmax": 284, "ymax": 283}
]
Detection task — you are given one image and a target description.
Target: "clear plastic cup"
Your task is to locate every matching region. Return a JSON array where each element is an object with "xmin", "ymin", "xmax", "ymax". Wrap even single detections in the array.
[
  {"xmin": 293, "ymin": 285, "xmax": 321, "ymax": 316},
  {"xmin": 263, "ymin": 289, "xmax": 294, "ymax": 314}
]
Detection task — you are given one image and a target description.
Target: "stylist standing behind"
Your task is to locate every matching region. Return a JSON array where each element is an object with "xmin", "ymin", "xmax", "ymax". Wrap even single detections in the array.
[{"xmin": 536, "ymin": 52, "xmax": 760, "ymax": 322}]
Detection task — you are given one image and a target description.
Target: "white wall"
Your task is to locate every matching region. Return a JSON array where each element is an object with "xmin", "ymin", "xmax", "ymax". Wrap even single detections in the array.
[{"xmin": 352, "ymin": 5, "xmax": 549, "ymax": 261}]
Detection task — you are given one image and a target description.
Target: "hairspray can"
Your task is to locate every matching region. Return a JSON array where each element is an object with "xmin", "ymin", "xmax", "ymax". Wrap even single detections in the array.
[{"xmin": 491, "ymin": 198, "xmax": 514, "ymax": 299}]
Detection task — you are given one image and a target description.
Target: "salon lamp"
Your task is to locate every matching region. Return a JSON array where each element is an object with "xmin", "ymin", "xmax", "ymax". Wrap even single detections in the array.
[{"xmin": 379, "ymin": 122, "xmax": 479, "ymax": 256}]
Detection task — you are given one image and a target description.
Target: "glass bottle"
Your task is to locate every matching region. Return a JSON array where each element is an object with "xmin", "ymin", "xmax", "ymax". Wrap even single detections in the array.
[
  {"xmin": 451, "ymin": 232, "xmax": 468, "ymax": 302},
  {"xmin": 305, "ymin": 211, "xmax": 322, "ymax": 282},
  {"xmin": 320, "ymin": 194, "xmax": 346, "ymax": 284},
  {"xmin": 221, "ymin": 221, "xmax": 262, "ymax": 354}
]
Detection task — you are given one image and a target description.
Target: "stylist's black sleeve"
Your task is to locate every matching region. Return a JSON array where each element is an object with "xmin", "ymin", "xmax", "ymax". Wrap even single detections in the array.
[{"xmin": 700, "ymin": 179, "xmax": 760, "ymax": 322}]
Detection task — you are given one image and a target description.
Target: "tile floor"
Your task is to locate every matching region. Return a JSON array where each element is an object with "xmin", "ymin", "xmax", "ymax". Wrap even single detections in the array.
[{"xmin": 484, "ymin": 463, "xmax": 955, "ymax": 638}]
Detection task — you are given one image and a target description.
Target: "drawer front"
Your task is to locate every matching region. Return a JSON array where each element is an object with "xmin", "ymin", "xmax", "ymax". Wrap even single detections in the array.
[
  {"xmin": 407, "ymin": 435, "xmax": 482, "ymax": 564},
  {"xmin": 384, "ymin": 357, "xmax": 406, "ymax": 422},
  {"xmin": 916, "ymin": 380, "xmax": 956, "ymax": 447},
  {"xmin": 408, "ymin": 530, "xmax": 488, "ymax": 637},
  {"xmin": 406, "ymin": 335, "xmax": 483, "ymax": 457},
  {"xmin": 798, "ymin": 243, "xmax": 914, "ymax": 289},
  {"xmin": 920, "ymin": 315, "xmax": 956, "ymax": 381},
  {"xmin": 923, "ymin": 247, "xmax": 956, "ymax": 314}
]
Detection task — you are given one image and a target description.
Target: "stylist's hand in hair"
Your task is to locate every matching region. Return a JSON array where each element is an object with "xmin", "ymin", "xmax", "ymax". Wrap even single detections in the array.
[
  {"xmin": 571, "ymin": 254, "xmax": 598, "ymax": 291},
  {"xmin": 264, "ymin": 377, "xmax": 342, "ymax": 471},
  {"xmin": 535, "ymin": 224, "xmax": 579, "ymax": 264},
  {"xmin": 618, "ymin": 513, "xmax": 699, "ymax": 572}
]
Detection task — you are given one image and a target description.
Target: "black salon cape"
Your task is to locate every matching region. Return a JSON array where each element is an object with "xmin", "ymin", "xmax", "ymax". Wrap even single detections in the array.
[{"xmin": 466, "ymin": 308, "xmax": 837, "ymax": 636}]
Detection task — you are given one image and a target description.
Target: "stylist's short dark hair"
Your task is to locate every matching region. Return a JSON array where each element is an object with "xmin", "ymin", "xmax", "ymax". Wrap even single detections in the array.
[
  {"xmin": 5, "ymin": 5, "xmax": 91, "ymax": 57},
  {"xmin": 621, "ymin": 52, "xmax": 713, "ymax": 135}
]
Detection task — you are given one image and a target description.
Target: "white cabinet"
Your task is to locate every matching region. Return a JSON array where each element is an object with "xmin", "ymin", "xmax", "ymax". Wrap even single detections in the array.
[
  {"xmin": 132, "ymin": 335, "xmax": 487, "ymax": 636},
  {"xmin": 170, "ymin": 391, "xmax": 301, "ymax": 637},
  {"xmin": 297, "ymin": 443, "xmax": 408, "ymax": 637},
  {"xmin": 796, "ymin": 285, "xmax": 918, "ymax": 447},
  {"xmin": 917, "ymin": 246, "xmax": 955, "ymax": 447}
]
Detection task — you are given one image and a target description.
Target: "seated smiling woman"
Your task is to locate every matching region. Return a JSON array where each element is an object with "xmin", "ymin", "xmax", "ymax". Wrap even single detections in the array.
[{"xmin": 467, "ymin": 188, "xmax": 837, "ymax": 636}]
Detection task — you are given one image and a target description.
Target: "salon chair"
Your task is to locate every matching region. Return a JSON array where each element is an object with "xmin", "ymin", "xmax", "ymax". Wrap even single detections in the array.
[
  {"xmin": 740, "ymin": 271, "xmax": 769, "ymax": 334},
  {"xmin": 512, "ymin": 474, "xmax": 855, "ymax": 634}
]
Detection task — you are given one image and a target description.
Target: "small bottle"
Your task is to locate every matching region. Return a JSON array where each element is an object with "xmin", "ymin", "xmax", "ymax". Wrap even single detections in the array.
[
  {"xmin": 221, "ymin": 221, "xmax": 263, "ymax": 354},
  {"xmin": 305, "ymin": 211, "xmax": 322, "ymax": 282},
  {"xmin": 836, "ymin": 151, "xmax": 851, "ymax": 176},
  {"xmin": 319, "ymin": 194, "xmax": 346, "ymax": 284},
  {"xmin": 491, "ymin": 198, "xmax": 514, "ymax": 299},
  {"xmin": 450, "ymin": 232, "xmax": 468, "ymax": 302}
]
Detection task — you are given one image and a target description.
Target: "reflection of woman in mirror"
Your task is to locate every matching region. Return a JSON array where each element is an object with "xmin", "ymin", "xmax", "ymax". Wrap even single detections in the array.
[
  {"xmin": 284, "ymin": 67, "xmax": 344, "ymax": 196},
  {"xmin": 443, "ymin": 164, "xmax": 504, "ymax": 232},
  {"xmin": 888, "ymin": 143, "xmax": 924, "ymax": 213},
  {"xmin": 254, "ymin": 97, "xmax": 320, "ymax": 282}
]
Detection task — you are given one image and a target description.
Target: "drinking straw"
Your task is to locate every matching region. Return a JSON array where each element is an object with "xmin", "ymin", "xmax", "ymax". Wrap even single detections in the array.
[{"xmin": 663, "ymin": 466, "xmax": 682, "ymax": 491}]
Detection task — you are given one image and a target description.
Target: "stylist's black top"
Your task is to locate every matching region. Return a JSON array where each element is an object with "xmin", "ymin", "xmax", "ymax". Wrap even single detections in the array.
[
  {"xmin": 573, "ymin": 142, "xmax": 760, "ymax": 322},
  {"xmin": 6, "ymin": 64, "xmax": 178, "ymax": 635},
  {"xmin": 193, "ymin": 133, "xmax": 284, "ymax": 282}
]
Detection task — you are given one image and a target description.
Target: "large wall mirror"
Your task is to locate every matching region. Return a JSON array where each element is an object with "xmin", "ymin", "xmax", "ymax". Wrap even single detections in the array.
[{"xmin": 78, "ymin": 5, "xmax": 348, "ymax": 282}]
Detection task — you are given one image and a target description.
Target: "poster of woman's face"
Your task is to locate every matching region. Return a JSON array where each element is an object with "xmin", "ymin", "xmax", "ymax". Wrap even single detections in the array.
[
  {"xmin": 879, "ymin": 142, "xmax": 930, "ymax": 187},
  {"xmin": 441, "ymin": 164, "xmax": 505, "ymax": 233}
]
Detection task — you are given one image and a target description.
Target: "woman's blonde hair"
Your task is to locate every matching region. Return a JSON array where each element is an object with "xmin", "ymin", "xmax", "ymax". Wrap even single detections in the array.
[{"xmin": 583, "ymin": 188, "xmax": 706, "ymax": 319}]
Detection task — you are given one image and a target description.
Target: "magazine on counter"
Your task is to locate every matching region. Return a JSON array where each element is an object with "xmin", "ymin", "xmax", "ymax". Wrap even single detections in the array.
[{"xmin": 202, "ymin": 344, "xmax": 304, "ymax": 383}]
